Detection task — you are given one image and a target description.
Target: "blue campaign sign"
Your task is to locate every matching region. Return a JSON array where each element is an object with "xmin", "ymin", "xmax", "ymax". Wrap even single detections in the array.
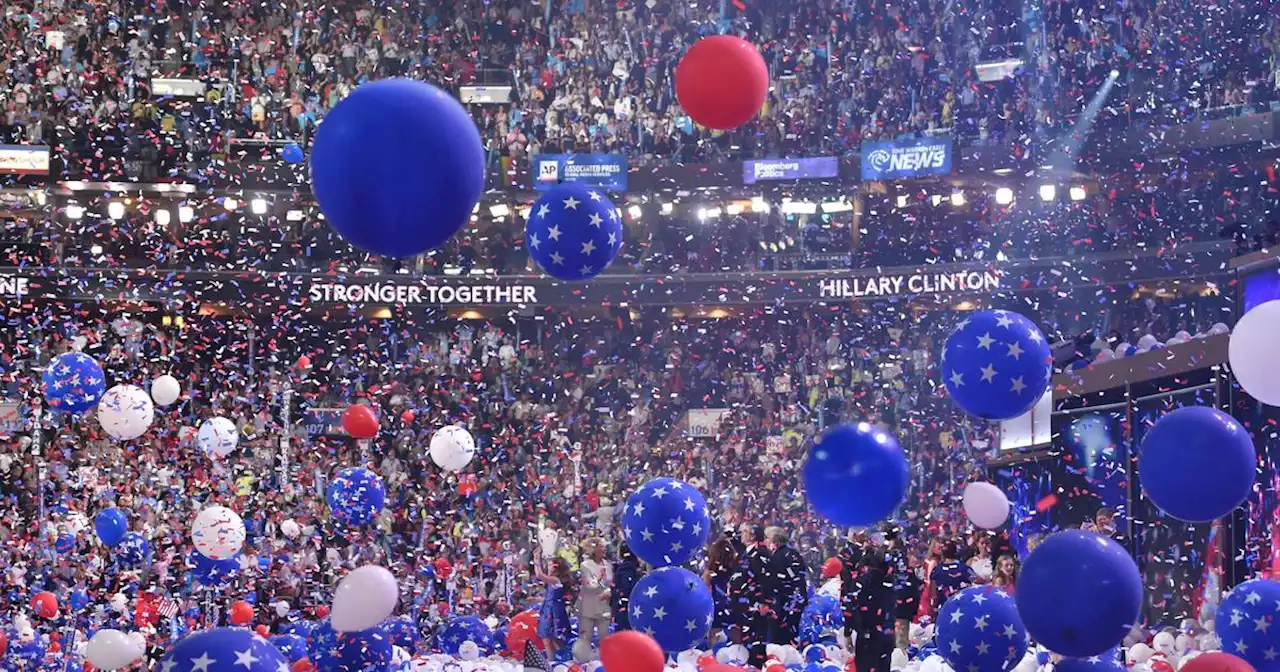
[
  {"xmin": 743, "ymin": 156, "xmax": 839, "ymax": 184},
  {"xmin": 860, "ymin": 137, "xmax": 953, "ymax": 181},
  {"xmin": 533, "ymin": 154, "xmax": 627, "ymax": 191}
]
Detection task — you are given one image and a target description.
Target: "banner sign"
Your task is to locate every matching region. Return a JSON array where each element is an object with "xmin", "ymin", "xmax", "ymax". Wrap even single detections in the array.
[
  {"xmin": 302, "ymin": 408, "xmax": 346, "ymax": 436},
  {"xmin": 534, "ymin": 154, "xmax": 627, "ymax": 191},
  {"xmin": 150, "ymin": 78, "xmax": 206, "ymax": 98},
  {"xmin": 0, "ymin": 145, "xmax": 51, "ymax": 176},
  {"xmin": 686, "ymin": 409, "xmax": 731, "ymax": 438},
  {"xmin": 818, "ymin": 270, "xmax": 1001, "ymax": 299},
  {"xmin": 743, "ymin": 156, "xmax": 839, "ymax": 184},
  {"xmin": 308, "ymin": 282, "xmax": 537, "ymax": 305},
  {"xmin": 0, "ymin": 275, "xmax": 30, "ymax": 297},
  {"xmin": 0, "ymin": 401, "xmax": 21, "ymax": 437},
  {"xmin": 860, "ymin": 137, "xmax": 953, "ymax": 181}
]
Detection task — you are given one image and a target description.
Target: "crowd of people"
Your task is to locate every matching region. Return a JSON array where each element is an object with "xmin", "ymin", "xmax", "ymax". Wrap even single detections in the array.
[{"xmin": 0, "ymin": 0, "xmax": 1277, "ymax": 181}]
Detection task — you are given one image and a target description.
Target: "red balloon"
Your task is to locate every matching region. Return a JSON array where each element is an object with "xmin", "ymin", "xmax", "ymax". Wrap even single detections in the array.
[
  {"xmin": 822, "ymin": 557, "xmax": 843, "ymax": 578},
  {"xmin": 31, "ymin": 591, "xmax": 58, "ymax": 619},
  {"xmin": 506, "ymin": 610, "xmax": 544, "ymax": 655},
  {"xmin": 600, "ymin": 632, "xmax": 665, "ymax": 672},
  {"xmin": 696, "ymin": 653, "xmax": 717, "ymax": 671},
  {"xmin": 229, "ymin": 600, "xmax": 254, "ymax": 626},
  {"xmin": 296, "ymin": 355, "xmax": 312, "ymax": 370},
  {"xmin": 342, "ymin": 405, "xmax": 379, "ymax": 439},
  {"xmin": 401, "ymin": 410, "xmax": 415, "ymax": 424},
  {"xmin": 1181, "ymin": 653, "xmax": 1257, "ymax": 672},
  {"xmin": 255, "ymin": 624, "xmax": 270, "ymax": 637},
  {"xmin": 675, "ymin": 35, "xmax": 769, "ymax": 131},
  {"xmin": 291, "ymin": 660, "xmax": 315, "ymax": 672},
  {"xmin": 0, "ymin": 629, "xmax": 8, "ymax": 656},
  {"xmin": 314, "ymin": 605, "xmax": 330, "ymax": 619}
]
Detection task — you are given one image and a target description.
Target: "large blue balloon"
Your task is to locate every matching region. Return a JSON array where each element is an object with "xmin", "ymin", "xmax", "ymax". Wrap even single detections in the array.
[
  {"xmin": 310, "ymin": 619, "xmax": 392, "ymax": 672},
  {"xmin": 160, "ymin": 627, "xmax": 287, "ymax": 672},
  {"xmin": 800, "ymin": 593, "xmax": 844, "ymax": 646},
  {"xmin": 281, "ymin": 143, "xmax": 305, "ymax": 165},
  {"xmin": 42, "ymin": 352, "xmax": 106, "ymax": 413},
  {"xmin": 383, "ymin": 617, "xmax": 421, "ymax": 654},
  {"xmin": 55, "ymin": 534, "xmax": 75, "ymax": 555},
  {"xmin": 94, "ymin": 508, "xmax": 128, "ymax": 547},
  {"xmin": 803, "ymin": 422, "xmax": 909, "ymax": 527},
  {"xmin": 116, "ymin": 532, "xmax": 152, "ymax": 566},
  {"xmin": 189, "ymin": 550, "xmax": 241, "ymax": 587},
  {"xmin": 620, "ymin": 477, "xmax": 711, "ymax": 567},
  {"xmin": 937, "ymin": 586, "xmax": 1027, "ymax": 672},
  {"xmin": 1015, "ymin": 530, "xmax": 1141, "ymax": 657},
  {"xmin": 1138, "ymin": 406, "xmax": 1255, "ymax": 522},
  {"xmin": 327, "ymin": 467, "xmax": 386, "ymax": 526},
  {"xmin": 269, "ymin": 634, "xmax": 309, "ymax": 663},
  {"xmin": 940, "ymin": 310, "xmax": 1052, "ymax": 421},
  {"xmin": 1215, "ymin": 579, "xmax": 1280, "ymax": 671},
  {"xmin": 525, "ymin": 182, "xmax": 624, "ymax": 281},
  {"xmin": 437, "ymin": 616, "xmax": 493, "ymax": 655},
  {"xmin": 310, "ymin": 79, "xmax": 484, "ymax": 258},
  {"xmin": 627, "ymin": 566, "xmax": 714, "ymax": 653},
  {"xmin": 1053, "ymin": 649, "xmax": 1125, "ymax": 672}
]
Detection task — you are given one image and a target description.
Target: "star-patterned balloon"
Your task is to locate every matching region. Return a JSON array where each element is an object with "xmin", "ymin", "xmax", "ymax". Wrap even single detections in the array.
[
  {"xmin": 189, "ymin": 550, "xmax": 241, "ymax": 587},
  {"xmin": 525, "ymin": 182, "xmax": 623, "ymax": 282},
  {"xmin": 937, "ymin": 586, "xmax": 1027, "ymax": 672},
  {"xmin": 383, "ymin": 617, "xmax": 421, "ymax": 654},
  {"xmin": 158, "ymin": 627, "xmax": 289, "ymax": 672},
  {"xmin": 116, "ymin": 532, "xmax": 152, "ymax": 566},
  {"xmin": 1054, "ymin": 649, "xmax": 1125, "ymax": 672},
  {"xmin": 1215, "ymin": 579, "xmax": 1280, "ymax": 671},
  {"xmin": 310, "ymin": 619, "xmax": 393, "ymax": 672},
  {"xmin": 940, "ymin": 310, "xmax": 1051, "ymax": 421},
  {"xmin": 627, "ymin": 566, "xmax": 714, "ymax": 653},
  {"xmin": 41, "ymin": 352, "xmax": 106, "ymax": 414},
  {"xmin": 327, "ymin": 467, "xmax": 386, "ymax": 526},
  {"xmin": 268, "ymin": 635, "xmax": 309, "ymax": 664},
  {"xmin": 620, "ymin": 477, "xmax": 711, "ymax": 567},
  {"xmin": 436, "ymin": 616, "xmax": 494, "ymax": 656}
]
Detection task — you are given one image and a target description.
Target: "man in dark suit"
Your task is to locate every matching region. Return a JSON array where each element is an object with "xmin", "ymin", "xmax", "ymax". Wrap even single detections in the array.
[
  {"xmin": 765, "ymin": 526, "xmax": 809, "ymax": 645},
  {"xmin": 849, "ymin": 546, "xmax": 896, "ymax": 672},
  {"xmin": 730, "ymin": 524, "xmax": 772, "ymax": 668}
]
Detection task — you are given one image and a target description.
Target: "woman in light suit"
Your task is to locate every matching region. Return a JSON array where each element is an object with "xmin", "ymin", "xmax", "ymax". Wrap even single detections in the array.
[{"xmin": 578, "ymin": 538, "xmax": 613, "ymax": 657}]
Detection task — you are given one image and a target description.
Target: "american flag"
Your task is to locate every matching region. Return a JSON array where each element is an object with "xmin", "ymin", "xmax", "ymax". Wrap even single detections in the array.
[{"xmin": 158, "ymin": 597, "xmax": 181, "ymax": 619}]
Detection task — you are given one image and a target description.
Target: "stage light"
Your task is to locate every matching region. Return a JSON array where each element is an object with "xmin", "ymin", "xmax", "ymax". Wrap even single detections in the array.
[
  {"xmin": 107, "ymin": 202, "xmax": 126, "ymax": 220},
  {"xmin": 1070, "ymin": 186, "xmax": 1087, "ymax": 201},
  {"xmin": 950, "ymin": 191, "xmax": 966, "ymax": 207},
  {"xmin": 154, "ymin": 209, "xmax": 171, "ymax": 226},
  {"xmin": 751, "ymin": 197, "xmax": 769, "ymax": 213},
  {"xmin": 1110, "ymin": 69, "xmax": 1120, "ymax": 78},
  {"xmin": 251, "ymin": 198, "xmax": 268, "ymax": 215},
  {"xmin": 223, "ymin": 197, "xmax": 238, "ymax": 211},
  {"xmin": 821, "ymin": 200, "xmax": 854, "ymax": 214},
  {"xmin": 660, "ymin": 202, "xmax": 674, "ymax": 215},
  {"xmin": 286, "ymin": 210, "xmax": 305, "ymax": 222},
  {"xmin": 66, "ymin": 204, "xmax": 85, "ymax": 220},
  {"xmin": 90, "ymin": 244, "xmax": 103, "ymax": 256},
  {"xmin": 896, "ymin": 195, "xmax": 909, "ymax": 208},
  {"xmin": 781, "ymin": 200, "xmax": 817, "ymax": 215},
  {"xmin": 178, "ymin": 205, "xmax": 195, "ymax": 223},
  {"xmin": 1038, "ymin": 184, "xmax": 1057, "ymax": 202},
  {"xmin": 930, "ymin": 194, "xmax": 942, "ymax": 207},
  {"xmin": 726, "ymin": 204, "xmax": 744, "ymax": 215},
  {"xmin": 489, "ymin": 204, "xmax": 510, "ymax": 218},
  {"xmin": 628, "ymin": 205, "xmax": 642, "ymax": 219},
  {"xmin": 995, "ymin": 188, "xmax": 1014, "ymax": 205}
]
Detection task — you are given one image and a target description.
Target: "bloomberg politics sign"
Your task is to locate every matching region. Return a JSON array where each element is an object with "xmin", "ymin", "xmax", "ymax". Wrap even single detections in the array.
[
  {"xmin": 743, "ymin": 157, "xmax": 839, "ymax": 184},
  {"xmin": 860, "ymin": 137, "xmax": 953, "ymax": 181},
  {"xmin": 534, "ymin": 154, "xmax": 627, "ymax": 192}
]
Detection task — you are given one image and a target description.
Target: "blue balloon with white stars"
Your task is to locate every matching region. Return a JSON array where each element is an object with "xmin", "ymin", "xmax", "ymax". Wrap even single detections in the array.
[
  {"xmin": 1053, "ymin": 649, "xmax": 1125, "ymax": 672},
  {"xmin": 937, "ymin": 586, "xmax": 1027, "ymax": 672},
  {"xmin": 803, "ymin": 422, "xmax": 909, "ymax": 527},
  {"xmin": 278, "ymin": 621, "xmax": 317, "ymax": 643},
  {"xmin": 383, "ymin": 617, "xmax": 421, "ymax": 654},
  {"xmin": 628, "ymin": 566, "xmax": 714, "ymax": 653},
  {"xmin": 189, "ymin": 550, "xmax": 241, "ymax": 587},
  {"xmin": 5, "ymin": 628, "xmax": 46, "ymax": 670},
  {"xmin": 525, "ymin": 182, "xmax": 623, "ymax": 282},
  {"xmin": 1215, "ymin": 579, "xmax": 1280, "ymax": 671},
  {"xmin": 940, "ymin": 310, "xmax": 1051, "ymax": 421},
  {"xmin": 54, "ymin": 534, "xmax": 75, "ymax": 555},
  {"xmin": 268, "ymin": 635, "xmax": 309, "ymax": 664},
  {"xmin": 310, "ymin": 619, "xmax": 393, "ymax": 672},
  {"xmin": 327, "ymin": 467, "xmax": 386, "ymax": 526},
  {"xmin": 158, "ymin": 627, "xmax": 288, "ymax": 672},
  {"xmin": 800, "ymin": 593, "xmax": 844, "ymax": 646},
  {"xmin": 436, "ymin": 616, "xmax": 493, "ymax": 656},
  {"xmin": 116, "ymin": 532, "xmax": 152, "ymax": 567},
  {"xmin": 620, "ymin": 477, "xmax": 711, "ymax": 568},
  {"xmin": 42, "ymin": 352, "xmax": 107, "ymax": 414}
]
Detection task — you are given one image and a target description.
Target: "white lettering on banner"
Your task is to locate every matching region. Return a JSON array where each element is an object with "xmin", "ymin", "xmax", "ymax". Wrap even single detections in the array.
[
  {"xmin": 818, "ymin": 271, "xmax": 1001, "ymax": 299},
  {"xmin": 0, "ymin": 276, "xmax": 30, "ymax": 297},
  {"xmin": 754, "ymin": 161, "xmax": 801, "ymax": 180},
  {"xmin": 866, "ymin": 144, "xmax": 948, "ymax": 174},
  {"xmin": 308, "ymin": 283, "xmax": 538, "ymax": 305}
]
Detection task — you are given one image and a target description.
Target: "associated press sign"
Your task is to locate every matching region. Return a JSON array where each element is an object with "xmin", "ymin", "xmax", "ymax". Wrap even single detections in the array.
[
  {"xmin": 308, "ymin": 282, "xmax": 537, "ymax": 305},
  {"xmin": 819, "ymin": 270, "xmax": 1001, "ymax": 298},
  {"xmin": 861, "ymin": 137, "xmax": 953, "ymax": 181}
]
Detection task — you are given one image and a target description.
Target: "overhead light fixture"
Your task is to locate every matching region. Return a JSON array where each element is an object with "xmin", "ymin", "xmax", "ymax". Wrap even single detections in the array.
[
  {"xmin": 628, "ymin": 205, "xmax": 642, "ymax": 219},
  {"xmin": 726, "ymin": 204, "xmax": 744, "ymax": 215},
  {"xmin": 1039, "ymin": 184, "xmax": 1056, "ymax": 202},
  {"xmin": 703, "ymin": 207, "xmax": 723, "ymax": 219},
  {"xmin": 66, "ymin": 204, "xmax": 85, "ymax": 220},
  {"xmin": 1069, "ymin": 186, "xmax": 1087, "ymax": 201},
  {"xmin": 995, "ymin": 188, "xmax": 1014, "ymax": 205},
  {"xmin": 896, "ymin": 195, "xmax": 909, "ymax": 208},
  {"xmin": 489, "ymin": 204, "xmax": 511, "ymax": 218},
  {"xmin": 178, "ymin": 205, "xmax": 195, "ymax": 223},
  {"xmin": 107, "ymin": 202, "xmax": 126, "ymax": 220},
  {"xmin": 1110, "ymin": 69, "xmax": 1120, "ymax": 78},
  {"xmin": 751, "ymin": 196, "xmax": 769, "ymax": 213},
  {"xmin": 286, "ymin": 209, "xmax": 305, "ymax": 222},
  {"xmin": 950, "ymin": 191, "xmax": 966, "ymax": 207},
  {"xmin": 821, "ymin": 200, "xmax": 853, "ymax": 214},
  {"xmin": 251, "ymin": 198, "xmax": 268, "ymax": 215},
  {"xmin": 223, "ymin": 197, "xmax": 238, "ymax": 211},
  {"xmin": 154, "ymin": 209, "xmax": 171, "ymax": 226},
  {"xmin": 780, "ymin": 200, "xmax": 818, "ymax": 215}
]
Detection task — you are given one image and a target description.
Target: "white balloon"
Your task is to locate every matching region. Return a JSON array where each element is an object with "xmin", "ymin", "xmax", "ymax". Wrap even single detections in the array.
[
  {"xmin": 126, "ymin": 632, "xmax": 146, "ymax": 656},
  {"xmin": 197, "ymin": 416, "xmax": 240, "ymax": 458},
  {"xmin": 97, "ymin": 385, "xmax": 155, "ymax": 441},
  {"xmin": 191, "ymin": 505, "xmax": 245, "ymax": 560},
  {"xmin": 1209, "ymin": 322, "xmax": 1230, "ymax": 336},
  {"xmin": 458, "ymin": 641, "xmax": 481, "ymax": 662},
  {"xmin": 1138, "ymin": 334, "xmax": 1159, "ymax": 349},
  {"xmin": 1230, "ymin": 301, "xmax": 1280, "ymax": 406},
  {"xmin": 331, "ymin": 565, "xmax": 399, "ymax": 632},
  {"xmin": 86, "ymin": 629, "xmax": 141, "ymax": 670},
  {"xmin": 109, "ymin": 593, "xmax": 127, "ymax": 613},
  {"xmin": 1114, "ymin": 342, "xmax": 1132, "ymax": 358},
  {"xmin": 1175, "ymin": 331, "xmax": 1192, "ymax": 341},
  {"xmin": 1129, "ymin": 644, "xmax": 1154, "ymax": 664},
  {"xmin": 151, "ymin": 374, "xmax": 181, "ymax": 406},
  {"xmin": 275, "ymin": 601, "xmax": 291, "ymax": 618},
  {"xmin": 962, "ymin": 481, "xmax": 1010, "ymax": 529},
  {"xmin": 281, "ymin": 519, "xmax": 301, "ymax": 539},
  {"xmin": 1095, "ymin": 348, "xmax": 1115, "ymax": 363},
  {"xmin": 430, "ymin": 425, "xmax": 476, "ymax": 472}
]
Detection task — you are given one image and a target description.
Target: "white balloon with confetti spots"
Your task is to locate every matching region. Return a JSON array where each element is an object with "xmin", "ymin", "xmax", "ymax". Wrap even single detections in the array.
[
  {"xmin": 97, "ymin": 384, "xmax": 155, "ymax": 441},
  {"xmin": 197, "ymin": 416, "xmax": 239, "ymax": 459},
  {"xmin": 191, "ymin": 505, "xmax": 245, "ymax": 560}
]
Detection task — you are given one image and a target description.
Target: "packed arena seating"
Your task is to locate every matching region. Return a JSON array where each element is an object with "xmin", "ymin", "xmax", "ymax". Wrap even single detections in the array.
[{"xmin": 1, "ymin": 0, "xmax": 1277, "ymax": 179}]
